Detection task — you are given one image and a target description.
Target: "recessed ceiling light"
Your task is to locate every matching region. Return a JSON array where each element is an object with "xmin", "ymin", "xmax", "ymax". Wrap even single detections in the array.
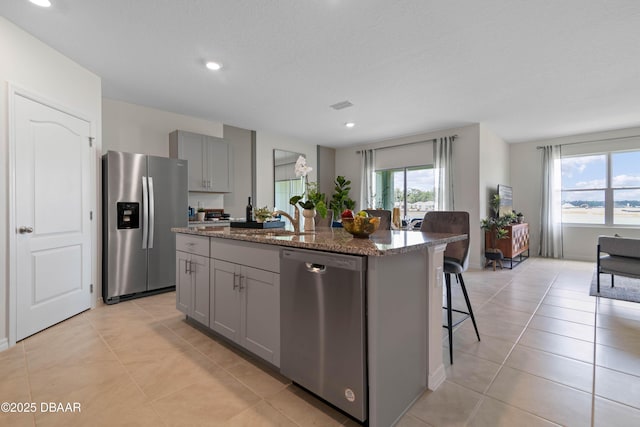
[
  {"xmin": 205, "ymin": 61, "xmax": 222, "ymax": 71},
  {"xmin": 29, "ymin": 0, "xmax": 51, "ymax": 7},
  {"xmin": 345, "ymin": 122, "xmax": 355, "ymax": 128}
]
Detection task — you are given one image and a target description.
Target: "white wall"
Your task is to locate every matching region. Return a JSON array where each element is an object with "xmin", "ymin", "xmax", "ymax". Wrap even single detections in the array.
[
  {"xmin": 255, "ymin": 131, "xmax": 317, "ymax": 209},
  {"xmin": 335, "ymin": 124, "xmax": 485, "ymax": 268},
  {"xmin": 102, "ymin": 99, "xmax": 230, "ymax": 211},
  {"xmin": 0, "ymin": 17, "xmax": 102, "ymax": 348},
  {"xmin": 511, "ymin": 126, "xmax": 640, "ymax": 261},
  {"xmin": 478, "ymin": 123, "xmax": 511, "ymax": 258}
]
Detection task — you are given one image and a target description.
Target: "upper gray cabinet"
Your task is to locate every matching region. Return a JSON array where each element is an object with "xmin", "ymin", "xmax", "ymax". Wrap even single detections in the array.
[{"xmin": 170, "ymin": 130, "xmax": 232, "ymax": 193}]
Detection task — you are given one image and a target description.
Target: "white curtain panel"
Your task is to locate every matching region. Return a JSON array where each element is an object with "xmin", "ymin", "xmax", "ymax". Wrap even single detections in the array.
[
  {"xmin": 433, "ymin": 136, "xmax": 455, "ymax": 211},
  {"xmin": 539, "ymin": 145, "xmax": 563, "ymax": 258},
  {"xmin": 360, "ymin": 149, "xmax": 376, "ymax": 210}
]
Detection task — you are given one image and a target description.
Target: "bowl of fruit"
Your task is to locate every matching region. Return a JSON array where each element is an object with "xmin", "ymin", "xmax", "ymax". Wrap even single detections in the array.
[{"xmin": 341, "ymin": 209, "xmax": 380, "ymax": 238}]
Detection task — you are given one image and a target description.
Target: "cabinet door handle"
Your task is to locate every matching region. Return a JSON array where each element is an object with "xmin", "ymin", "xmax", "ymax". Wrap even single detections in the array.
[
  {"xmin": 239, "ymin": 275, "xmax": 245, "ymax": 292},
  {"xmin": 233, "ymin": 272, "xmax": 239, "ymax": 290}
]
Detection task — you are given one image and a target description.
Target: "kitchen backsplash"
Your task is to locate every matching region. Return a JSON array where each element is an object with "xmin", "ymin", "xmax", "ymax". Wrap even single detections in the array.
[{"xmin": 188, "ymin": 193, "xmax": 224, "ymax": 211}]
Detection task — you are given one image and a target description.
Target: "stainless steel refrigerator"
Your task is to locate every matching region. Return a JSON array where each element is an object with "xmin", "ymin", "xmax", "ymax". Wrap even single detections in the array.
[{"xmin": 102, "ymin": 151, "xmax": 188, "ymax": 304}]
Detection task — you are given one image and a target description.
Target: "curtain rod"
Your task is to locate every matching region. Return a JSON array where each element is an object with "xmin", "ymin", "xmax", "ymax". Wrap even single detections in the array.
[
  {"xmin": 536, "ymin": 134, "xmax": 640, "ymax": 149},
  {"xmin": 356, "ymin": 134, "xmax": 457, "ymax": 154}
]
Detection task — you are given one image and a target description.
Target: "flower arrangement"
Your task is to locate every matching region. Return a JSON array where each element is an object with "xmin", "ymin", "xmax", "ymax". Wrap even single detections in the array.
[{"xmin": 289, "ymin": 156, "xmax": 328, "ymax": 218}]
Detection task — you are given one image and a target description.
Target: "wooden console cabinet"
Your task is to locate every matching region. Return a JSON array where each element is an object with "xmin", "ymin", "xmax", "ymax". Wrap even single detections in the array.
[{"xmin": 485, "ymin": 222, "xmax": 529, "ymax": 268}]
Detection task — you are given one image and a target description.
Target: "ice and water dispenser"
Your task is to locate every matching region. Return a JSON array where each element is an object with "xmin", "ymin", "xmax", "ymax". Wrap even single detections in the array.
[{"xmin": 117, "ymin": 202, "xmax": 139, "ymax": 229}]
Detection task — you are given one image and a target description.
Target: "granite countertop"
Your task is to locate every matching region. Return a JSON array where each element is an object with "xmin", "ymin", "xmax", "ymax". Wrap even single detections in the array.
[{"xmin": 172, "ymin": 226, "xmax": 467, "ymax": 257}]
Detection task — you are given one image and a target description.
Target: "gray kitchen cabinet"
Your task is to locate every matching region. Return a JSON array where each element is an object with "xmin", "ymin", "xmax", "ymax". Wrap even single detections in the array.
[
  {"xmin": 210, "ymin": 239, "xmax": 280, "ymax": 366},
  {"xmin": 169, "ymin": 129, "xmax": 232, "ymax": 193},
  {"xmin": 175, "ymin": 234, "xmax": 210, "ymax": 325}
]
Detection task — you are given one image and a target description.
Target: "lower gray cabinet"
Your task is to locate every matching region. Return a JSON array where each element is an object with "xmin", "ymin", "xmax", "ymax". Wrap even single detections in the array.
[
  {"xmin": 175, "ymin": 251, "xmax": 210, "ymax": 325},
  {"xmin": 210, "ymin": 259, "xmax": 280, "ymax": 366}
]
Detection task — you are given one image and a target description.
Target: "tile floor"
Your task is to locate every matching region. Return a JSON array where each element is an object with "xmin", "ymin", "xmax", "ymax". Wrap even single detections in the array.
[{"xmin": 1, "ymin": 257, "xmax": 640, "ymax": 426}]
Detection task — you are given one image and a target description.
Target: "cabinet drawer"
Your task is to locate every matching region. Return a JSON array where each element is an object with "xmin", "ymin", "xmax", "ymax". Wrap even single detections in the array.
[
  {"xmin": 176, "ymin": 234, "xmax": 209, "ymax": 257},
  {"xmin": 210, "ymin": 239, "xmax": 280, "ymax": 273}
]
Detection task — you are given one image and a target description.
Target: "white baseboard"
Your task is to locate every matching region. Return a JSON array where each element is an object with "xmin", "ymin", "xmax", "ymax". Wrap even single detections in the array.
[
  {"xmin": 428, "ymin": 364, "xmax": 446, "ymax": 390},
  {"xmin": 0, "ymin": 338, "xmax": 9, "ymax": 352}
]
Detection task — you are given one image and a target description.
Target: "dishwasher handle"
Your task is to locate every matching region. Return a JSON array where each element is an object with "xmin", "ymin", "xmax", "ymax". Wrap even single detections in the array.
[
  {"xmin": 305, "ymin": 262, "xmax": 326, "ymax": 273},
  {"xmin": 281, "ymin": 248, "xmax": 364, "ymax": 272}
]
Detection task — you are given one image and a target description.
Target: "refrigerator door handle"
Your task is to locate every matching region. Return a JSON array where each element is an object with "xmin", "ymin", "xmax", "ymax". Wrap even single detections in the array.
[
  {"xmin": 148, "ymin": 176, "xmax": 155, "ymax": 249},
  {"xmin": 141, "ymin": 176, "xmax": 149, "ymax": 249}
]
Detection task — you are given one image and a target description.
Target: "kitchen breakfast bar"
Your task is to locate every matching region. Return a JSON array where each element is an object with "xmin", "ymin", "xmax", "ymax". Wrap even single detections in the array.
[{"xmin": 172, "ymin": 226, "xmax": 466, "ymax": 427}]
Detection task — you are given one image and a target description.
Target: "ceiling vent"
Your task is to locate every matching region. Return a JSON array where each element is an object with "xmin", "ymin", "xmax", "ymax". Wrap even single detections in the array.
[{"xmin": 329, "ymin": 100, "xmax": 354, "ymax": 110}]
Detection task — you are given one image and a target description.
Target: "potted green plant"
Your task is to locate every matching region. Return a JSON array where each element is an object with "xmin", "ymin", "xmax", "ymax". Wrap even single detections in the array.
[
  {"xmin": 329, "ymin": 175, "xmax": 356, "ymax": 216},
  {"xmin": 254, "ymin": 206, "xmax": 272, "ymax": 223},
  {"xmin": 481, "ymin": 194, "xmax": 510, "ymax": 267}
]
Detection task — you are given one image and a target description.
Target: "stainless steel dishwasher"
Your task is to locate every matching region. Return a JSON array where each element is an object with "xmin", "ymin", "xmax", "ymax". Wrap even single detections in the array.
[{"xmin": 280, "ymin": 248, "xmax": 367, "ymax": 422}]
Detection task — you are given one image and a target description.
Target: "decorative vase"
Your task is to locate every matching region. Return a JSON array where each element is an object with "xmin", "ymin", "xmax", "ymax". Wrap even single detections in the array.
[
  {"xmin": 302, "ymin": 208, "xmax": 316, "ymax": 233},
  {"xmin": 196, "ymin": 212, "xmax": 205, "ymax": 221},
  {"xmin": 256, "ymin": 217, "xmax": 264, "ymax": 223}
]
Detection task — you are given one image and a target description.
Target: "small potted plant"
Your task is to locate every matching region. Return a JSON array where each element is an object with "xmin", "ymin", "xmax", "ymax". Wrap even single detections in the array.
[
  {"xmin": 516, "ymin": 212, "xmax": 524, "ymax": 223},
  {"xmin": 254, "ymin": 206, "xmax": 272, "ymax": 223},
  {"xmin": 196, "ymin": 208, "xmax": 206, "ymax": 221},
  {"xmin": 481, "ymin": 194, "xmax": 510, "ymax": 269}
]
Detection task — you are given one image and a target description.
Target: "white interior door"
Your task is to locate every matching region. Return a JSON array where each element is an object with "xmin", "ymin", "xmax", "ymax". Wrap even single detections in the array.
[{"xmin": 14, "ymin": 94, "xmax": 92, "ymax": 341}]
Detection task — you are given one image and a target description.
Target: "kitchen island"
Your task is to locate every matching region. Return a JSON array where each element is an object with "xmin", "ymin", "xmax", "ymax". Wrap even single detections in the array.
[{"xmin": 172, "ymin": 226, "xmax": 466, "ymax": 427}]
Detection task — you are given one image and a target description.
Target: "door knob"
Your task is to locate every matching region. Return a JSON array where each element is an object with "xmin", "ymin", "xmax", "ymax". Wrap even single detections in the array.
[{"xmin": 18, "ymin": 226, "xmax": 33, "ymax": 234}]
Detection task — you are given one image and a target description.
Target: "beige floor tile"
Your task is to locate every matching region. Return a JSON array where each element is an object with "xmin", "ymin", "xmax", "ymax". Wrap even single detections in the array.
[
  {"xmin": 468, "ymin": 397, "xmax": 561, "ymax": 427},
  {"xmin": 596, "ymin": 311, "xmax": 640, "ymax": 331},
  {"xmin": 595, "ymin": 366, "xmax": 640, "ymax": 408},
  {"xmin": 505, "ymin": 345, "xmax": 593, "ymax": 392},
  {"xmin": 595, "ymin": 326, "xmax": 640, "ymax": 353},
  {"xmin": 488, "ymin": 293, "xmax": 542, "ymax": 314},
  {"xmin": 519, "ymin": 328, "xmax": 594, "ymax": 363},
  {"xmin": 535, "ymin": 304, "xmax": 596, "ymax": 326},
  {"xmin": 25, "ymin": 330, "xmax": 117, "ymax": 374},
  {"xmin": 547, "ymin": 288, "xmax": 596, "ymax": 303},
  {"xmin": 444, "ymin": 351, "xmax": 502, "ymax": 394},
  {"xmin": 475, "ymin": 304, "xmax": 533, "ymax": 326},
  {"xmin": 528, "ymin": 315, "xmax": 595, "ymax": 342},
  {"xmin": 123, "ymin": 346, "xmax": 224, "ymax": 400},
  {"xmin": 0, "ymin": 411, "xmax": 35, "ymax": 427},
  {"xmin": 225, "ymin": 401, "xmax": 297, "ymax": 427},
  {"xmin": 225, "ymin": 359, "xmax": 290, "ymax": 399},
  {"xmin": 395, "ymin": 413, "xmax": 434, "ymax": 427},
  {"xmin": 487, "ymin": 366, "xmax": 592, "ymax": 426},
  {"xmin": 450, "ymin": 328, "xmax": 516, "ymax": 365},
  {"xmin": 594, "ymin": 396, "xmax": 640, "ymax": 427},
  {"xmin": 0, "ymin": 373, "xmax": 32, "ymax": 404},
  {"xmin": 498, "ymin": 285, "xmax": 550, "ymax": 300},
  {"xmin": 408, "ymin": 381, "xmax": 482, "ymax": 426},
  {"xmin": 542, "ymin": 295, "xmax": 595, "ymax": 313},
  {"xmin": 596, "ymin": 343, "xmax": 640, "ymax": 377},
  {"xmin": 0, "ymin": 343, "xmax": 28, "ymax": 382},
  {"xmin": 596, "ymin": 301, "xmax": 640, "ymax": 321},
  {"xmin": 267, "ymin": 385, "xmax": 347, "ymax": 426},
  {"xmin": 458, "ymin": 315, "xmax": 525, "ymax": 343},
  {"xmin": 152, "ymin": 374, "xmax": 261, "ymax": 426}
]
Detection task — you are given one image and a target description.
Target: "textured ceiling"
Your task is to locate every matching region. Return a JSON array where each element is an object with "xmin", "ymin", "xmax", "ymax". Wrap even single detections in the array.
[{"xmin": 2, "ymin": 0, "xmax": 640, "ymax": 147}]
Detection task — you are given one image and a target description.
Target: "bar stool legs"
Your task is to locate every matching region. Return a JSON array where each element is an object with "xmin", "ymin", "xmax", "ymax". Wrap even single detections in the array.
[{"xmin": 443, "ymin": 272, "xmax": 480, "ymax": 364}]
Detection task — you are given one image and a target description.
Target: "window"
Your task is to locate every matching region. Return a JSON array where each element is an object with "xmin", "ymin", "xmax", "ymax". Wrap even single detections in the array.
[
  {"xmin": 375, "ymin": 166, "xmax": 434, "ymax": 220},
  {"xmin": 561, "ymin": 150, "xmax": 640, "ymax": 225}
]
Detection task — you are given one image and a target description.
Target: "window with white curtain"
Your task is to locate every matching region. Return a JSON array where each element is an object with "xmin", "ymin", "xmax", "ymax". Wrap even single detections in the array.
[
  {"xmin": 561, "ymin": 150, "xmax": 640, "ymax": 225},
  {"xmin": 375, "ymin": 165, "xmax": 434, "ymax": 221}
]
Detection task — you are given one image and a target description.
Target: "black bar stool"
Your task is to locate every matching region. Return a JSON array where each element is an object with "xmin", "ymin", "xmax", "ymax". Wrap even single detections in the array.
[{"xmin": 421, "ymin": 211, "xmax": 480, "ymax": 364}]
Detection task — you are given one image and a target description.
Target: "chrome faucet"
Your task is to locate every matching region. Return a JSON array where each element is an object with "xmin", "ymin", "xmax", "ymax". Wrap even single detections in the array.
[{"xmin": 273, "ymin": 209, "xmax": 300, "ymax": 234}]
